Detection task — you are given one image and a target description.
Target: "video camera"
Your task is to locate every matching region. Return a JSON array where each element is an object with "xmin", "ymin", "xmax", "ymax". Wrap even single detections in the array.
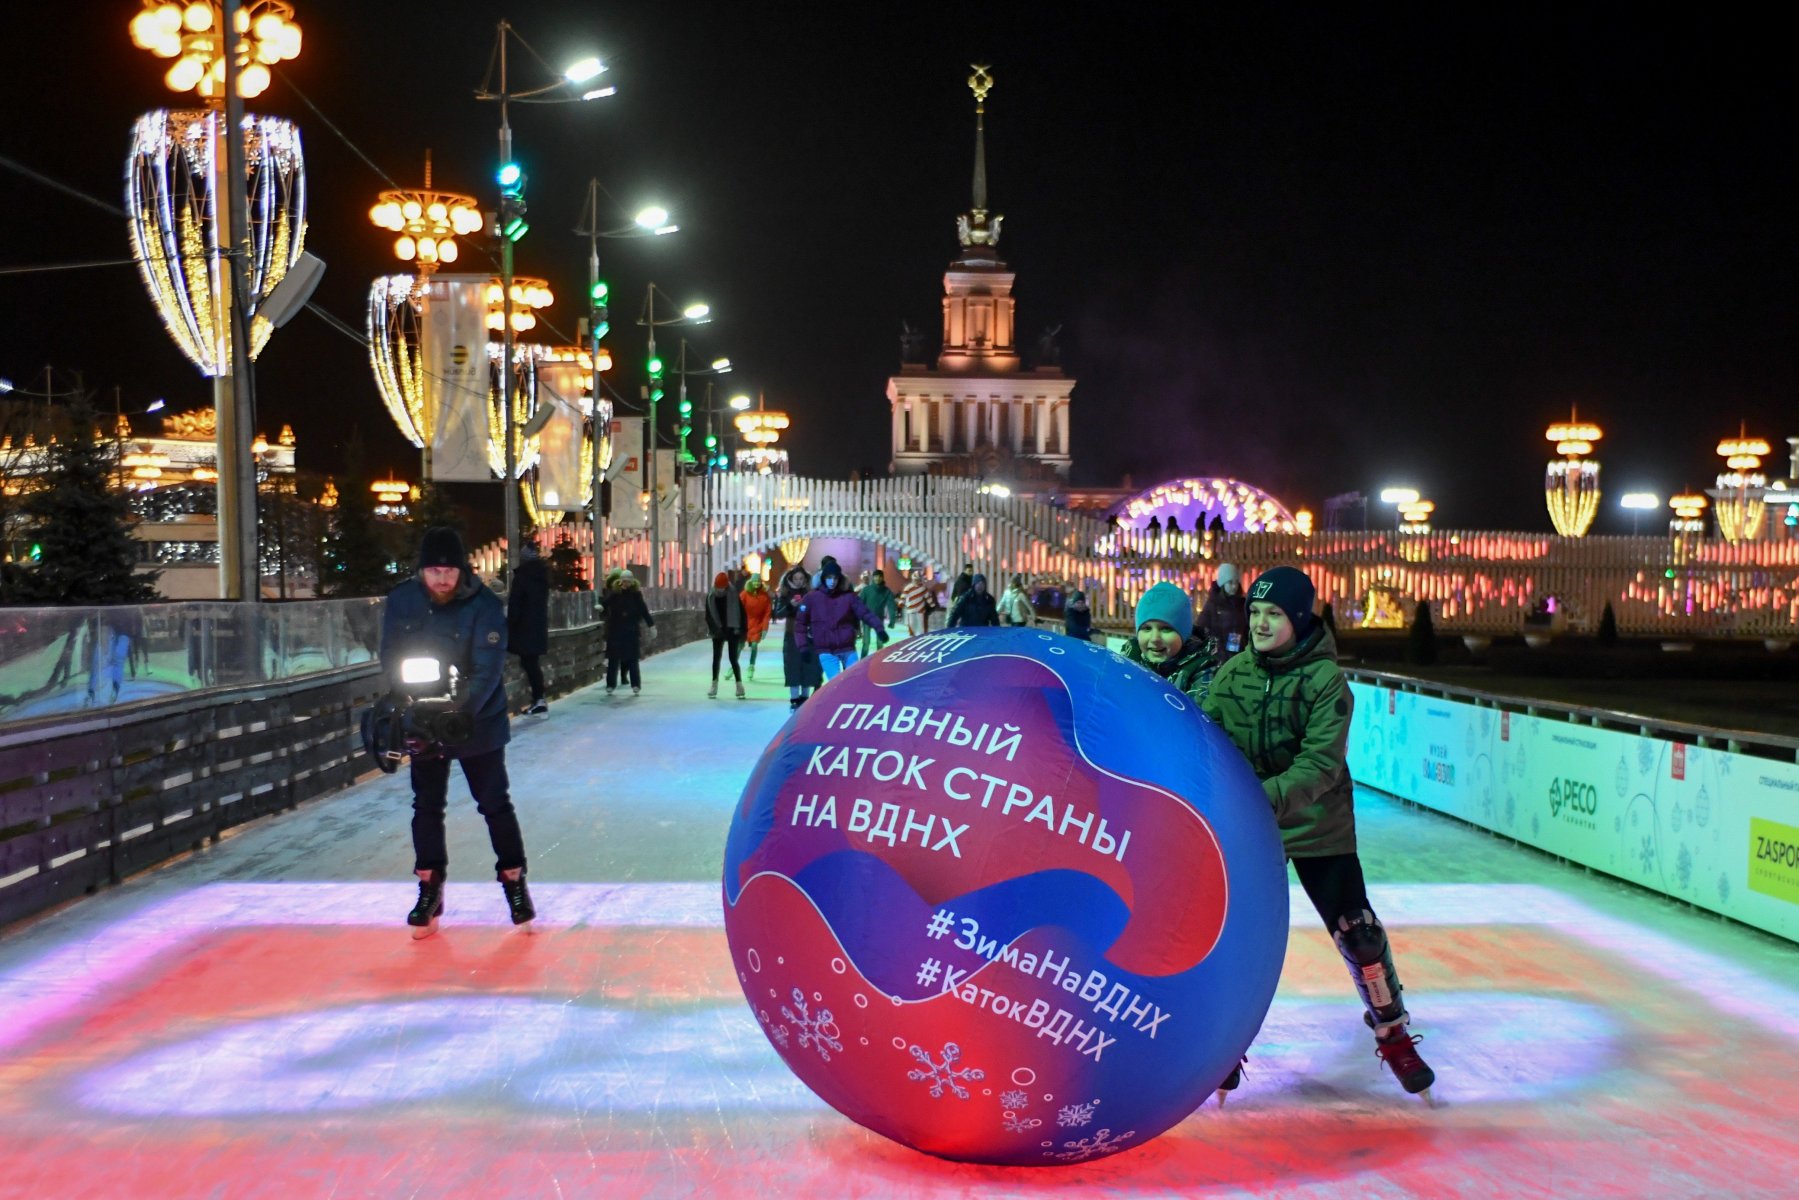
[{"xmin": 360, "ymin": 653, "xmax": 475, "ymax": 772}]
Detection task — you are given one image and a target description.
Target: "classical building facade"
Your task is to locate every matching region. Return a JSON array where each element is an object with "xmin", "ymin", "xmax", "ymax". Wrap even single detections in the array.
[{"xmin": 887, "ymin": 67, "xmax": 1074, "ymax": 481}]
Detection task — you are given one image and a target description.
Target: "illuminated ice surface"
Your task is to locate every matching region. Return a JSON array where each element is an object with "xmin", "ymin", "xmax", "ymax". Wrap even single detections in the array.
[{"xmin": 2, "ymin": 634, "xmax": 1798, "ymax": 1197}]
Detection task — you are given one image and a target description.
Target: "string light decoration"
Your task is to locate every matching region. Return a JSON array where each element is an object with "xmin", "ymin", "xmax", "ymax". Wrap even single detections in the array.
[
  {"xmin": 487, "ymin": 345, "xmax": 541, "ymax": 480},
  {"xmin": 128, "ymin": 1, "xmax": 302, "ymax": 101},
  {"xmin": 367, "ymin": 274, "xmax": 429, "ymax": 450},
  {"xmin": 1119, "ymin": 477, "xmax": 1299, "ymax": 535},
  {"xmin": 735, "ymin": 406, "xmax": 792, "ymax": 474},
  {"xmin": 1544, "ymin": 411, "xmax": 1603, "ymax": 536},
  {"xmin": 126, "ymin": 109, "xmax": 306, "ymax": 376},
  {"xmin": 368, "ymin": 154, "xmax": 481, "ymax": 276},
  {"xmin": 1711, "ymin": 426, "xmax": 1771, "ymax": 543}
]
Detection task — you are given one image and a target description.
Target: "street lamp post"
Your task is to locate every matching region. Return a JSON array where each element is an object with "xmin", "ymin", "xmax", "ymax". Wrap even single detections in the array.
[
  {"xmin": 476, "ymin": 24, "xmax": 612, "ymax": 581},
  {"xmin": 638, "ymin": 286, "xmax": 709, "ymax": 588}
]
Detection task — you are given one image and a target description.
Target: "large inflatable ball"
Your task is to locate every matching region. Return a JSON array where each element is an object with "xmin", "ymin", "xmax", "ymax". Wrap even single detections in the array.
[{"xmin": 723, "ymin": 628, "xmax": 1287, "ymax": 1165}]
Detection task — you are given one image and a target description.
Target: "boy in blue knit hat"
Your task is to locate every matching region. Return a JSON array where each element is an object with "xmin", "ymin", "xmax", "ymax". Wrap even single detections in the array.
[
  {"xmin": 1202, "ymin": 564, "xmax": 1436, "ymax": 1103},
  {"xmin": 1119, "ymin": 580, "xmax": 1218, "ymax": 703}
]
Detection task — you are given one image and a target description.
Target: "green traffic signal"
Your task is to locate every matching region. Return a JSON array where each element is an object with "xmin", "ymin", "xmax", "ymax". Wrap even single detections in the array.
[
  {"xmin": 704, "ymin": 434, "xmax": 718, "ymax": 448},
  {"xmin": 647, "ymin": 356, "xmax": 664, "ymax": 378},
  {"xmin": 591, "ymin": 279, "xmax": 608, "ymax": 304},
  {"xmin": 678, "ymin": 399, "xmax": 693, "ymax": 417},
  {"xmin": 497, "ymin": 162, "xmax": 524, "ymax": 196},
  {"xmin": 502, "ymin": 214, "xmax": 529, "ymax": 242}
]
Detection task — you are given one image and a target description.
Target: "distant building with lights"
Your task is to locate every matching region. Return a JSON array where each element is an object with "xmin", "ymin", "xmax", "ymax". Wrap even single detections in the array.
[{"xmin": 887, "ymin": 68, "xmax": 1073, "ymax": 482}]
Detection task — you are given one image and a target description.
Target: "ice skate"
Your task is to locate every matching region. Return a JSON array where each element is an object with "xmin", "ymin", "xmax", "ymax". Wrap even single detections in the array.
[
  {"xmin": 527, "ymin": 700, "xmax": 548, "ymax": 716},
  {"xmin": 708, "ymin": 680, "xmax": 718, "ymax": 698},
  {"xmin": 734, "ymin": 680, "xmax": 746, "ymax": 699},
  {"xmin": 500, "ymin": 871, "xmax": 535, "ymax": 932},
  {"xmin": 408, "ymin": 869, "xmax": 445, "ymax": 940},
  {"xmin": 1212, "ymin": 1055, "xmax": 1247, "ymax": 1108},
  {"xmin": 1371, "ymin": 1015, "xmax": 1436, "ymax": 1099}
]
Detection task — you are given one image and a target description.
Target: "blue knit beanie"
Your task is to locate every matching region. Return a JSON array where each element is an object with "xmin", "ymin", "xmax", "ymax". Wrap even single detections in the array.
[
  {"xmin": 1134, "ymin": 581, "xmax": 1194, "ymax": 641},
  {"xmin": 1249, "ymin": 565, "xmax": 1317, "ymax": 637}
]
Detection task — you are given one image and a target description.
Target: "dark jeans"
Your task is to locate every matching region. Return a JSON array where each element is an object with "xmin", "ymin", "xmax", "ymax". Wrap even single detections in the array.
[
  {"xmin": 1291, "ymin": 852, "xmax": 1375, "ymax": 931},
  {"xmin": 519, "ymin": 654, "xmax": 545, "ymax": 701},
  {"xmin": 711, "ymin": 634, "xmax": 743, "ymax": 681},
  {"xmin": 410, "ymin": 747, "xmax": 527, "ymax": 876},
  {"xmin": 607, "ymin": 655, "xmax": 642, "ymax": 689}
]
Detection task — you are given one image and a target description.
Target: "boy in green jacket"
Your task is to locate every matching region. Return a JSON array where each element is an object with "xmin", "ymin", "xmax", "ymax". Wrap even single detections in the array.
[{"xmin": 1201, "ymin": 566, "xmax": 1435, "ymax": 1102}]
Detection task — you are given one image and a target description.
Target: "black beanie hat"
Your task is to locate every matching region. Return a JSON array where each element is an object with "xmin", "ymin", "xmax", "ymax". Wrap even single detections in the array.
[
  {"xmin": 418, "ymin": 526, "xmax": 466, "ymax": 570},
  {"xmin": 1249, "ymin": 565, "xmax": 1316, "ymax": 637}
]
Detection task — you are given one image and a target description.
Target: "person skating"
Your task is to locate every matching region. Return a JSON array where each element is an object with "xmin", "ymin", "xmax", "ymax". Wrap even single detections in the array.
[
  {"xmin": 1063, "ymin": 588, "xmax": 1094, "ymax": 642},
  {"xmin": 776, "ymin": 564, "xmax": 822, "ymax": 711},
  {"xmin": 380, "ymin": 527, "xmax": 533, "ymax": 938},
  {"xmin": 705, "ymin": 571, "xmax": 748, "ymax": 698},
  {"xmin": 794, "ymin": 556, "xmax": 888, "ymax": 681},
  {"xmin": 998, "ymin": 574, "xmax": 1035, "ymax": 627},
  {"xmin": 898, "ymin": 567, "xmax": 933, "ymax": 638},
  {"xmin": 947, "ymin": 572, "xmax": 1000, "ymax": 627},
  {"xmin": 856, "ymin": 568, "xmax": 900, "ymax": 657},
  {"xmin": 603, "ymin": 573, "xmax": 655, "ymax": 695},
  {"xmin": 1119, "ymin": 581, "xmax": 1216, "ymax": 701},
  {"xmin": 949, "ymin": 563, "xmax": 976, "ymax": 604},
  {"xmin": 1199, "ymin": 562, "xmax": 1250, "ymax": 666},
  {"xmin": 1201, "ymin": 565, "xmax": 1435, "ymax": 1102},
  {"xmin": 741, "ymin": 574, "xmax": 772, "ymax": 679},
  {"xmin": 506, "ymin": 539, "xmax": 551, "ymax": 715}
]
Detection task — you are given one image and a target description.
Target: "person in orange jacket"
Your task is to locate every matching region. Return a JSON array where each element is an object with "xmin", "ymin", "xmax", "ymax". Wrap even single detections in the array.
[{"xmin": 740, "ymin": 574, "xmax": 773, "ymax": 681}]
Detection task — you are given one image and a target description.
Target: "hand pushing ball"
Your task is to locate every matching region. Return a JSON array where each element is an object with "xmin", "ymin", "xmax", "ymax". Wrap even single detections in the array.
[{"xmin": 723, "ymin": 628, "xmax": 1288, "ymax": 1164}]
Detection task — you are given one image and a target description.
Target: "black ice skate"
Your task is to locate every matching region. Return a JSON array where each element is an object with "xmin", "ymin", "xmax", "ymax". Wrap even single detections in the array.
[
  {"xmin": 1212, "ymin": 1055, "xmax": 1248, "ymax": 1108},
  {"xmin": 1371, "ymin": 1018, "xmax": 1436, "ymax": 1099},
  {"xmin": 408, "ymin": 870, "xmax": 445, "ymax": 940},
  {"xmin": 500, "ymin": 872, "xmax": 535, "ymax": 931}
]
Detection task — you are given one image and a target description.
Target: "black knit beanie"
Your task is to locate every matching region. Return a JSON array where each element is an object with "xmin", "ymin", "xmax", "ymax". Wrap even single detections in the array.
[
  {"xmin": 418, "ymin": 526, "xmax": 466, "ymax": 570},
  {"xmin": 1249, "ymin": 565, "xmax": 1316, "ymax": 638}
]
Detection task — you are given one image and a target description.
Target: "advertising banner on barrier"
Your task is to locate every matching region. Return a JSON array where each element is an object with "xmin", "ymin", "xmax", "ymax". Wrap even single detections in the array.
[
  {"xmin": 419, "ymin": 274, "xmax": 493, "ymax": 482},
  {"xmin": 1347, "ymin": 681, "xmax": 1799, "ymax": 944},
  {"xmin": 606, "ymin": 417, "xmax": 647, "ymax": 529}
]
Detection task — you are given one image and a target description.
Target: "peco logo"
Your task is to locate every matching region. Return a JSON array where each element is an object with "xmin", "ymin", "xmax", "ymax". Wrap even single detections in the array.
[{"xmin": 1548, "ymin": 777, "xmax": 1598, "ymax": 826}]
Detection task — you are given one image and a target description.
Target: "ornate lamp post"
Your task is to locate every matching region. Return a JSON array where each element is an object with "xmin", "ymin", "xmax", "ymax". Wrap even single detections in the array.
[
  {"xmin": 1710, "ymin": 427, "xmax": 1771, "ymax": 544},
  {"xmin": 1544, "ymin": 411, "xmax": 1603, "ymax": 536},
  {"xmin": 735, "ymin": 395, "xmax": 792, "ymax": 475},
  {"xmin": 366, "ymin": 158, "xmax": 481, "ymax": 483},
  {"xmin": 126, "ymin": 0, "xmax": 307, "ymax": 600}
]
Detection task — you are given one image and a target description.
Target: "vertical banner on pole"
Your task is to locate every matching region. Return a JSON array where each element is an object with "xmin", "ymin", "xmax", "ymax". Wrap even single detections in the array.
[
  {"xmin": 534, "ymin": 361, "xmax": 586, "ymax": 511},
  {"xmin": 422, "ymin": 274, "xmax": 493, "ymax": 481},
  {"xmin": 607, "ymin": 417, "xmax": 648, "ymax": 529}
]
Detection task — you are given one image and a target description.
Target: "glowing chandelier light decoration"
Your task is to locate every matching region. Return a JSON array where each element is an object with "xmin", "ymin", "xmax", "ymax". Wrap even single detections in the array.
[
  {"xmin": 126, "ymin": 2, "xmax": 308, "ymax": 378},
  {"xmin": 735, "ymin": 407, "xmax": 792, "ymax": 474},
  {"xmin": 486, "ymin": 277, "xmax": 553, "ymax": 333},
  {"xmin": 488, "ymin": 344, "xmax": 543, "ymax": 481},
  {"xmin": 1544, "ymin": 410, "xmax": 1603, "ymax": 537},
  {"xmin": 1712, "ymin": 426, "xmax": 1771, "ymax": 544},
  {"xmin": 368, "ymin": 153, "xmax": 481, "ymax": 276},
  {"xmin": 129, "ymin": 1, "xmax": 302, "ymax": 101},
  {"xmin": 524, "ymin": 345, "xmax": 602, "ymax": 524},
  {"xmin": 1669, "ymin": 491, "xmax": 1709, "ymax": 537},
  {"xmin": 367, "ymin": 273, "xmax": 430, "ymax": 450}
]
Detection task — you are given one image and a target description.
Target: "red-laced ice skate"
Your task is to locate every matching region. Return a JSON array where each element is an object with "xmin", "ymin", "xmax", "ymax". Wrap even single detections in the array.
[{"xmin": 1374, "ymin": 1025, "xmax": 1436, "ymax": 1099}]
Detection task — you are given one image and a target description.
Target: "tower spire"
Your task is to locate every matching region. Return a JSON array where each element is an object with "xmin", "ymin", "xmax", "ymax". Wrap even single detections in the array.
[{"xmin": 956, "ymin": 65, "xmax": 1003, "ymax": 258}]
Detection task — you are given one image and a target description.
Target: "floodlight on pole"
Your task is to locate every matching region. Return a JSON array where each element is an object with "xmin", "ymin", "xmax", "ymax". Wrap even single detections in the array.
[
  {"xmin": 682, "ymin": 303, "xmax": 710, "ymax": 321},
  {"xmin": 728, "ymin": 394, "xmax": 752, "ymax": 411},
  {"xmin": 1378, "ymin": 487, "xmax": 1420, "ymax": 505},
  {"xmin": 635, "ymin": 206, "xmax": 669, "ymax": 229},
  {"xmin": 563, "ymin": 57, "xmax": 606, "ymax": 84}
]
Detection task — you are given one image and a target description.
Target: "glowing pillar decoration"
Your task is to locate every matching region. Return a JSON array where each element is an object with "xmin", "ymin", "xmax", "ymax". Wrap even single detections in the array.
[
  {"xmin": 126, "ymin": 109, "xmax": 307, "ymax": 376},
  {"xmin": 734, "ymin": 406, "xmax": 792, "ymax": 475},
  {"xmin": 1544, "ymin": 414, "xmax": 1602, "ymax": 537},
  {"xmin": 1711, "ymin": 429, "xmax": 1771, "ymax": 544}
]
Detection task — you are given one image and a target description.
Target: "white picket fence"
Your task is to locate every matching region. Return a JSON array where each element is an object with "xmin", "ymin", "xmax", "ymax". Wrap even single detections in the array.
[{"xmin": 473, "ymin": 474, "xmax": 1799, "ymax": 638}]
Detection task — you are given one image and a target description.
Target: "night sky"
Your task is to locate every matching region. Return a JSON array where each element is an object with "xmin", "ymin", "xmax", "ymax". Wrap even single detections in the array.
[{"xmin": 2, "ymin": 2, "xmax": 1792, "ymax": 532}]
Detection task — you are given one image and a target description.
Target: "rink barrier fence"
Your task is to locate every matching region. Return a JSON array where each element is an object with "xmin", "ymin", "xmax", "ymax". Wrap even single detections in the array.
[
  {"xmin": 0, "ymin": 593, "xmax": 705, "ymax": 930},
  {"xmin": 1345, "ymin": 667, "xmax": 1799, "ymax": 946}
]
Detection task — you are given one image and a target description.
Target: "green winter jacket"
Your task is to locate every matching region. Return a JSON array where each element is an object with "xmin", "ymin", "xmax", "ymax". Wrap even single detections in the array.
[
  {"xmin": 1200, "ymin": 623, "xmax": 1355, "ymax": 857},
  {"xmin": 1120, "ymin": 634, "xmax": 1218, "ymax": 705}
]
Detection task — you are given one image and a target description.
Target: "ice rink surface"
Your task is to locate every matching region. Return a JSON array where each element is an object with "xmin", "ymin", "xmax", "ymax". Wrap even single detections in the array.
[{"xmin": 2, "ymin": 633, "xmax": 1796, "ymax": 1198}]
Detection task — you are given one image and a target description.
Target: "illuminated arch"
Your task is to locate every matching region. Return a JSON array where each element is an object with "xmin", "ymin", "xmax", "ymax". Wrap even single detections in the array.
[{"xmin": 1117, "ymin": 477, "xmax": 1299, "ymax": 534}]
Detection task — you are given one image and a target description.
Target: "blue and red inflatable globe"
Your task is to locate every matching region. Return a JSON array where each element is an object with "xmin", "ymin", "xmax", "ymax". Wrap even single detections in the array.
[{"xmin": 723, "ymin": 628, "xmax": 1287, "ymax": 1164}]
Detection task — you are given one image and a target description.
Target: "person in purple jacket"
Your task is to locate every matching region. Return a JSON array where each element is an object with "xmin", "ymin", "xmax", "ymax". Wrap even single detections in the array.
[{"xmin": 793, "ymin": 556, "xmax": 889, "ymax": 680}]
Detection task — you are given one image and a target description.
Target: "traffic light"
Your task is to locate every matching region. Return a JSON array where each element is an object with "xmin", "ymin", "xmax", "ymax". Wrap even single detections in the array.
[
  {"xmin": 647, "ymin": 356, "xmax": 665, "ymax": 403},
  {"xmin": 589, "ymin": 279, "xmax": 609, "ymax": 340},
  {"xmin": 501, "ymin": 206, "xmax": 529, "ymax": 242},
  {"xmin": 678, "ymin": 398, "xmax": 693, "ymax": 419},
  {"xmin": 704, "ymin": 434, "xmax": 718, "ymax": 449},
  {"xmin": 647, "ymin": 356, "xmax": 663, "ymax": 378},
  {"xmin": 497, "ymin": 161, "xmax": 524, "ymax": 197}
]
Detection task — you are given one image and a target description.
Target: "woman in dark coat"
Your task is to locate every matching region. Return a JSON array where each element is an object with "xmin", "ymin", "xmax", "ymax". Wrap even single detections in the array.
[
  {"xmin": 705, "ymin": 571, "xmax": 747, "ymax": 699},
  {"xmin": 1063, "ymin": 588, "xmax": 1094, "ymax": 642},
  {"xmin": 603, "ymin": 575, "xmax": 655, "ymax": 695},
  {"xmin": 506, "ymin": 542, "xmax": 551, "ymax": 714},
  {"xmin": 776, "ymin": 564, "xmax": 823, "ymax": 711}
]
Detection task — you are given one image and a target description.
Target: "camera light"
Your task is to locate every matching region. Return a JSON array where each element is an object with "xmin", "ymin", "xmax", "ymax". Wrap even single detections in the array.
[{"xmin": 399, "ymin": 657, "xmax": 443, "ymax": 685}]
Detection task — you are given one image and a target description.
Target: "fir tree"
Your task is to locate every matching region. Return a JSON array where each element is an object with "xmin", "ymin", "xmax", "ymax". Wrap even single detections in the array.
[
  {"xmin": 1406, "ymin": 599, "xmax": 1438, "ymax": 665},
  {"xmin": 16, "ymin": 399, "xmax": 158, "ymax": 604},
  {"xmin": 1597, "ymin": 600, "xmax": 1619, "ymax": 645},
  {"xmin": 409, "ymin": 480, "xmax": 462, "ymax": 541},
  {"xmin": 318, "ymin": 432, "xmax": 399, "ymax": 597}
]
